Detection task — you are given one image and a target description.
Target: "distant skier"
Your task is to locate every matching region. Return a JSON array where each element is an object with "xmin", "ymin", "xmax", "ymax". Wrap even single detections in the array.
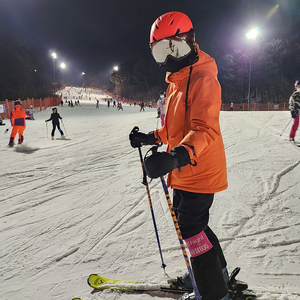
[
  {"xmin": 0, "ymin": 115, "xmax": 5, "ymax": 125},
  {"xmin": 157, "ymin": 91, "xmax": 166, "ymax": 126},
  {"xmin": 96, "ymin": 100, "xmax": 99, "ymax": 108},
  {"xmin": 230, "ymin": 102, "xmax": 233, "ymax": 111},
  {"xmin": 45, "ymin": 107, "xmax": 65, "ymax": 140},
  {"xmin": 8, "ymin": 100, "xmax": 30, "ymax": 146},
  {"xmin": 289, "ymin": 80, "xmax": 300, "ymax": 142},
  {"xmin": 117, "ymin": 102, "xmax": 123, "ymax": 110},
  {"xmin": 140, "ymin": 102, "xmax": 145, "ymax": 111},
  {"xmin": 29, "ymin": 105, "xmax": 35, "ymax": 120}
]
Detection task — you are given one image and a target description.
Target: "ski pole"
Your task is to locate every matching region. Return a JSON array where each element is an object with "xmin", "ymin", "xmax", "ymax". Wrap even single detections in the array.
[
  {"xmin": 146, "ymin": 145, "xmax": 201, "ymax": 300},
  {"xmin": 160, "ymin": 176, "xmax": 201, "ymax": 300},
  {"xmin": 280, "ymin": 118, "xmax": 292, "ymax": 136},
  {"xmin": 137, "ymin": 145, "xmax": 169, "ymax": 277},
  {"xmin": 4, "ymin": 126, "xmax": 11, "ymax": 134},
  {"xmin": 132, "ymin": 127, "xmax": 168, "ymax": 277},
  {"xmin": 61, "ymin": 119, "xmax": 68, "ymax": 136},
  {"xmin": 46, "ymin": 122, "xmax": 48, "ymax": 139},
  {"xmin": 156, "ymin": 115, "xmax": 159, "ymax": 129}
]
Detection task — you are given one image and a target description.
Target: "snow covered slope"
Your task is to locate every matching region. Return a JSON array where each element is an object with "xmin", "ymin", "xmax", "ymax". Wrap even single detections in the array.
[{"xmin": 0, "ymin": 87, "xmax": 299, "ymax": 300}]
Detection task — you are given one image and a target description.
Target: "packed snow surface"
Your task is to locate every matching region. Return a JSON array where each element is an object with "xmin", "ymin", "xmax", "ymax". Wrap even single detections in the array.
[{"xmin": 1, "ymin": 87, "xmax": 300, "ymax": 300}]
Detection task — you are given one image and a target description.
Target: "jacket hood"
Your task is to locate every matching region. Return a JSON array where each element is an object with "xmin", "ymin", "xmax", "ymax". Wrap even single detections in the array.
[{"xmin": 165, "ymin": 43, "xmax": 218, "ymax": 84}]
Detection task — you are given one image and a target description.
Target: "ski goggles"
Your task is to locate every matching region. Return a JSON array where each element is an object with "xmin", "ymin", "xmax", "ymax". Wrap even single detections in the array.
[{"xmin": 150, "ymin": 34, "xmax": 193, "ymax": 64}]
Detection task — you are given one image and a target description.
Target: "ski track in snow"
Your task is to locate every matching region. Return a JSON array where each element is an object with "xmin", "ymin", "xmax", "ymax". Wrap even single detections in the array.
[{"xmin": 0, "ymin": 87, "xmax": 300, "ymax": 300}]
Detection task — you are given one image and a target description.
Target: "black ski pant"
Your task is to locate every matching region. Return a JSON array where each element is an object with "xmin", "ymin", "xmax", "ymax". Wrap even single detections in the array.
[
  {"xmin": 173, "ymin": 189, "xmax": 228, "ymax": 300},
  {"xmin": 51, "ymin": 123, "xmax": 64, "ymax": 137}
]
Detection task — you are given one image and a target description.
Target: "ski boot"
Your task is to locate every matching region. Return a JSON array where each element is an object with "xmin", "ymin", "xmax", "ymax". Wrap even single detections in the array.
[
  {"xmin": 228, "ymin": 267, "xmax": 251, "ymax": 300},
  {"xmin": 8, "ymin": 137, "xmax": 14, "ymax": 147},
  {"xmin": 168, "ymin": 273, "xmax": 193, "ymax": 291}
]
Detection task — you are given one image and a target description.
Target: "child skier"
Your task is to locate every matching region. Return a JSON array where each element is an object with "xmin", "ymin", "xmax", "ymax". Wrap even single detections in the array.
[
  {"xmin": 157, "ymin": 91, "xmax": 166, "ymax": 126},
  {"xmin": 289, "ymin": 80, "xmax": 300, "ymax": 142},
  {"xmin": 8, "ymin": 100, "xmax": 30, "ymax": 146},
  {"xmin": 45, "ymin": 107, "xmax": 65, "ymax": 140},
  {"xmin": 29, "ymin": 105, "xmax": 35, "ymax": 120}
]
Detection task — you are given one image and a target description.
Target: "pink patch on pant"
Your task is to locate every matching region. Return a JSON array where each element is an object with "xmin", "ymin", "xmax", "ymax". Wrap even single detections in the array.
[{"xmin": 185, "ymin": 231, "xmax": 213, "ymax": 257}]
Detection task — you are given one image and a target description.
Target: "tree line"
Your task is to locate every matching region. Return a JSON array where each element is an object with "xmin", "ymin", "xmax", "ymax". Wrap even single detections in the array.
[
  {"xmin": 1, "ymin": 25, "xmax": 299, "ymax": 104},
  {"xmin": 0, "ymin": 30, "xmax": 54, "ymax": 101},
  {"xmin": 106, "ymin": 35, "xmax": 300, "ymax": 104}
]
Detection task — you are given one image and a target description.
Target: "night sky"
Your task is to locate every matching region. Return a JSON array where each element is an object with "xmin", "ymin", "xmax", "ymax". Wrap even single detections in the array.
[{"xmin": 0, "ymin": 0, "xmax": 298, "ymax": 85}]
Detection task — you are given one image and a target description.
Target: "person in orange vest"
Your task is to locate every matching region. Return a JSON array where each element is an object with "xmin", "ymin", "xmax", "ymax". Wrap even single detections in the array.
[
  {"xmin": 9, "ymin": 100, "xmax": 30, "ymax": 147},
  {"xmin": 129, "ymin": 12, "xmax": 229, "ymax": 300}
]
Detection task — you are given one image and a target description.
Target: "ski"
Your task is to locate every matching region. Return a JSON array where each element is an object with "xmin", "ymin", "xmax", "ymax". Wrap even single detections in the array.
[
  {"xmin": 87, "ymin": 273, "xmax": 192, "ymax": 294},
  {"xmin": 291, "ymin": 141, "xmax": 300, "ymax": 147},
  {"xmin": 56, "ymin": 137, "xmax": 71, "ymax": 140},
  {"xmin": 85, "ymin": 272, "xmax": 300, "ymax": 299}
]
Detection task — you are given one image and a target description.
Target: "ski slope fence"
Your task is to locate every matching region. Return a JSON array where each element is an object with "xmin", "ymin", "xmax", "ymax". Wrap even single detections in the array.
[
  {"xmin": 0, "ymin": 96, "xmax": 62, "ymax": 120},
  {"xmin": 222, "ymin": 102, "xmax": 289, "ymax": 111},
  {"xmin": 83, "ymin": 86, "xmax": 290, "ymax": 111}
]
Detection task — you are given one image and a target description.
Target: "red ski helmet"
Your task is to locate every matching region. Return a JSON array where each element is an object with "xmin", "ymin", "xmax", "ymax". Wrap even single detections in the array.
[
  {"xmin": 150, "ymin": 11, "xmax": 193, "ymax": 44},
  {"xmin": 149, "ymin": 12, "xmax": 198, "ymax": 72}
]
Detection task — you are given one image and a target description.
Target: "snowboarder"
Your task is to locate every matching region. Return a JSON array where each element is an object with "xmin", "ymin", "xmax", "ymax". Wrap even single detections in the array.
[
  {"xmin": 289, "ymin": 80, "xmax": 300, "ymax": 142},
  {"xmin": 157, "ymin": 91, "xmax": 166, "ymax": 126},
  {"xmin": 45, "ymin": 107, "xmax": 65, "ymax": 140},
  {"xmin": 129, "ymin": 11, "xmax": 229, "ymax": 300},
  {"xmin": 8, "ymin": 100, "xmax": 30, "ymax": 146}
]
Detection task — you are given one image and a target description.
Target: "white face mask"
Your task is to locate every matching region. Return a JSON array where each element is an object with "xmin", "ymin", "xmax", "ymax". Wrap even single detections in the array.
[{"xmin": 160, "ymin": 95, "xmax": 165, "ymax": 99}]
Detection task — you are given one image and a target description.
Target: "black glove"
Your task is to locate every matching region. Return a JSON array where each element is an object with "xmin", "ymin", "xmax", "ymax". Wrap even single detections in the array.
[
  {"xmin": 291, "ymin": 110, "xmax": 298, "ymax": 119},
  {"xmin": 144, "ymin": 146, "xmax": 190, "ymax": 179},
  {"xmin": 129, "ymin": 126, "xmax": 158, "ymax": 148}
]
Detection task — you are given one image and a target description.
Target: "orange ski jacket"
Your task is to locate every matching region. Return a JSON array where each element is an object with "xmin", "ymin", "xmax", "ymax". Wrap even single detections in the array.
[
  {"xmin": 154, "ymin": 44, "xmax": 228, "ymax": 194},
  {"xmin": 10, "ymin": 105, "xmax": 30, "ymax": 127}
]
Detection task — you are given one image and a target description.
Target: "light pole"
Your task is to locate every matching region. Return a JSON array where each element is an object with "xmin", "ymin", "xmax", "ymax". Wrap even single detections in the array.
[
  {"xmin": 82, "ymin": 72, "xmax": 85, "ymax": 87},
  {"xmin": 51, "ymin": 52, "xmax": 57, "ymax": 84},
  {"xmin": 246, "ymin": 28, "xmax": 259, "ymax": 111},
  {"xmin": 60, "ymin": 62, "xmax": 66, "ymax": 84}
]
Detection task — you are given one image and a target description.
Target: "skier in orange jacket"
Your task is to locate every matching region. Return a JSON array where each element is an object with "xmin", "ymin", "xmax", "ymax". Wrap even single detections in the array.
[
  {"xmin": 130, "ymin": 12, "xmax": 229, "ymax": 300},
  {"xmin": 9, "ymin": 100, "xmax": 30, "ymax": 147}
]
